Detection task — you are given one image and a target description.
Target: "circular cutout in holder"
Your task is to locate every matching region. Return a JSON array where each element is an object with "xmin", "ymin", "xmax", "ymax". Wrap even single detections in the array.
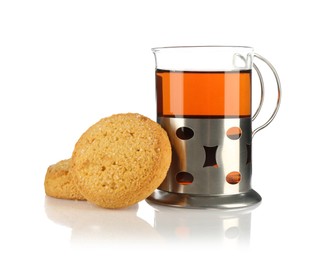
[
  {"xmin": 176, "ymin": 127, "xmax": 194, "ymax": 140},
  {"xmin": 226, "ymin": 171, "xmax": 241, "ymax": 184},
  {"xmin": 226, "ymin": 127, "xmax": 242, "ymax": 140},
  {"xmin": 176, "ymin": 171, "xmax": 194, "ymax": 185}
]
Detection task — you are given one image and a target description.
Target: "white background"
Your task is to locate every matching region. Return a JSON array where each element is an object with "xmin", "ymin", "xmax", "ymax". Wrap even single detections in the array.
[{"xmin": 0, "ymin": 0, "xmax": 325, "ymax": 259}]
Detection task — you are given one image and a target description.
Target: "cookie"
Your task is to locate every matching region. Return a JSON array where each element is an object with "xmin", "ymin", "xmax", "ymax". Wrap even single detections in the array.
[
  {"xmin": 44, "ymin": 159, "xmax": 85, "ymax": 200},
  {"xmin": 70, "ymin": 113, "xmax": 171, "ymax": 209}
]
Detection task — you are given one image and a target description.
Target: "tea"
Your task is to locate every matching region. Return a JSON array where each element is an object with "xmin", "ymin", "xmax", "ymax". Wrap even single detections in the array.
[{"xmin": 156, "ymin": 69, "xmax": 251, "ymax": 117}]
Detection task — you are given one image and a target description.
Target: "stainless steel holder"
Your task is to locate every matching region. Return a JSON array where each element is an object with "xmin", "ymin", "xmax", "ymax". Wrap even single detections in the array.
[{"xmin": 147, "ymin": 117, "xmax": 261, "ymax": 209}]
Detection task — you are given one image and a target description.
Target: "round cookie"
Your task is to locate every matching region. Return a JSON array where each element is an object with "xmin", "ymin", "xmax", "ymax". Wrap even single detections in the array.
[
  {"xmin": 70, "ymin": 113, "xmax": 171, "ymax": 209},
  {"xmin": 44, "ymin": 159, "xmax": 85, "ymax": 200}
]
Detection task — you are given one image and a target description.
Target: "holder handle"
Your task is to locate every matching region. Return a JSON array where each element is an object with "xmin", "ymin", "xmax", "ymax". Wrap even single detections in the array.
[{"xmin": 252, "ymin": 53, "xmax": 282, "ymax": 138}]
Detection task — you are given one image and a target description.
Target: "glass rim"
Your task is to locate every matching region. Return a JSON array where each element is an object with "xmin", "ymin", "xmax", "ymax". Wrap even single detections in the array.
[{"xmin": 151, "ymin": 45, "xmax": 253, "ymax": 52}]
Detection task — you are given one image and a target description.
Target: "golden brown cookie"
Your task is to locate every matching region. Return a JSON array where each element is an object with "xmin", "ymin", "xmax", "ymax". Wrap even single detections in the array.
[
  {"xmin": 44, "ymin": 159, "xmax": 85, "ymax": 200},
  {"xmin": 70, "ymin": 113, "xmax": 171, "ymax": 209}
]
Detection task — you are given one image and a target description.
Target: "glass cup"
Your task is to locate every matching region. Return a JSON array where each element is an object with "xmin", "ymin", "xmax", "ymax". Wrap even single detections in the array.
[{"xmin": 147, "ymin": 46, "xmax": 281, "ymax": 209}]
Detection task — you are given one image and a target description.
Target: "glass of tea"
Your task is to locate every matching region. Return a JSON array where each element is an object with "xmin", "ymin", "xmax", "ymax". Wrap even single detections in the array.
[{"xmin": 147, "ymin": 46, "xmax": 281, "ymax": 209}]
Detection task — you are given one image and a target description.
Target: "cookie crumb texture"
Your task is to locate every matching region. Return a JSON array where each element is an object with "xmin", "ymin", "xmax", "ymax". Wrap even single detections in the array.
[
  {"xmin": 44, "ymin": 159, "xmax": 85, "ymax": 200},
  {"xmin": 71, "ymin": 113, "xmax": 171, "ymax": 209}
]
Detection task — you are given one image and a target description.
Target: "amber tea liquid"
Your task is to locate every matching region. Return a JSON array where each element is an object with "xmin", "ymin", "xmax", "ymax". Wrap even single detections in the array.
[{"xmin": 156, "ymin": 69, "xmax": 251, "ymax": 117}]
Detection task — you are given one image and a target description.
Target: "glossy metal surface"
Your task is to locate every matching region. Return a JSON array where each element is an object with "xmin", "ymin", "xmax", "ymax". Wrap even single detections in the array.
[
  {"xmin": 147, "ymin": 189, "xmax": 261, "ymax": 209},
  {"xmin": 147, "ymin": 117, "xmax": 261, "ymax": 209}
]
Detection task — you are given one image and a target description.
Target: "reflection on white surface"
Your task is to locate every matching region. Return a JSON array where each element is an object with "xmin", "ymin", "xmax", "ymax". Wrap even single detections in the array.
[
  {"xmin": 44, "ymin": 196, "xmax": 259, "ymax": 249},
  {"xmin": 149, "ymin": 201, "xmax": 259, "ymax": 248},
  {"xmin": 44, "ymin": 197, "xmax": 163, "ymax": 247}
]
